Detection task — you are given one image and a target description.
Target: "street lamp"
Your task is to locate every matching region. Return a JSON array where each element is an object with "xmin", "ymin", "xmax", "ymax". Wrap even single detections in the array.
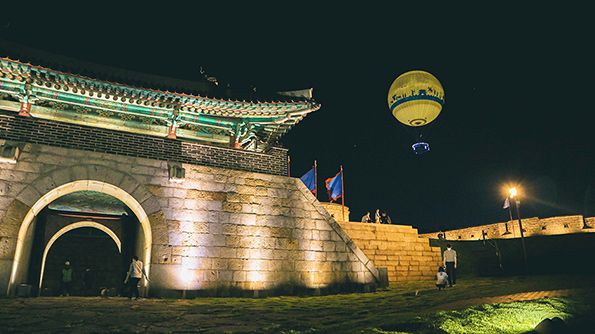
[{"xmin": 509, "ymin": 187, "xmax": 528, "ymax": 269}]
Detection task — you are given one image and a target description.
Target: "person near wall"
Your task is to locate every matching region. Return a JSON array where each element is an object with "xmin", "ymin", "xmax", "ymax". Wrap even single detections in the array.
[
  {"xmin": 435, "ymin": 266, "xmax": 448, "ymax": 291},
  {"xmin": 375, "ymin": 209, "xmax": 381, "ymax": 223},
  {"xmin": 82, "ymin": 267, "xmax": 95, "ymax": 296},
  {"xmin": 443, "ymin": 243, "xmax": 457, "ymax": 287},
  {"xmin": 379, "ymin": 212, "xmax": 392, "ymax": 224},
  {"xmin": 60, "ymin": 261, "xmax": 73, "ymax": 296},
  {"xmin": 361, "ymin": 212, "xmax": 372, "ymax": 223},
  {"xmin": 124, "ymin": 255, "xmax": 149, "ymax": 300}
]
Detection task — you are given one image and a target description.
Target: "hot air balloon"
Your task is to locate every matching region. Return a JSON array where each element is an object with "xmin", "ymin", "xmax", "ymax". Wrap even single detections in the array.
[{"xmin": 387, "ymin": 70, "xmax": 444, "ymax": 154}]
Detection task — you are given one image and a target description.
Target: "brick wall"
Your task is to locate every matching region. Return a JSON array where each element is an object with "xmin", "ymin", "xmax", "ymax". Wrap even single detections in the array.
[
  {"xmin": 338, "ymin": 222, "xmax": 442, "ymax": 282},
  {"xmin": 0, "ymin": 110, "xmax": 288, "ymax": 176}
]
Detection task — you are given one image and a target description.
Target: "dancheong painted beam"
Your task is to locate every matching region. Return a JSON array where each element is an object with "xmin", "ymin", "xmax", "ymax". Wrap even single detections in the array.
[{"xmin": 0, "ymin": 55, "xmax": 320, "ymax": 152}]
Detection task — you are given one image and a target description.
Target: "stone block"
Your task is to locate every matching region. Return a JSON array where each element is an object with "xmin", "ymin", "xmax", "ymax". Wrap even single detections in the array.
[
  {"xmin": 117, "ymin": 174, "xmax": 140, "ymax": 194},
  {"xmin": 198, "ymin": 234, "xmax": 226, "ymax": 247},
  {"xmin": 238, "ymin": 214, "xmax": 256, "ymax": 226},
  {"xmin": 245, "ymin": 178, "xmax": 270, "ymax": 187},
  {"xmin": 222, "ymin": 202, "xmax": 243, "ymax": 213},
  {"xmin": 88, "ymin": 164, "xmax": 112, "ymax": 182},
  {"xmin": 151, "ymin": 227, "xmax": 170, "ymax": 245},
  {"xmin": 323, "ymin": 241, "xmax": 336, "ymax": 252},
  {"xmin": 168, "ymin": 231, "xmax": 183, "ymax": 246},
  {"xmin": 156, "ymin": 245, "xmax": 180, "ymax": 260},
  {"xmin": 187, "ymin": 190, "xmax": 226, "ymax": 201},
  {"xmin": 47, "ymin": 168, "xmax": 72, "ymax": 188},
  {"xmin": 131, "ymin": 185, "xmax": 153, "ymax": 205},
  {"xmin": 182, "ymin": 232, "xmax": 201, "ymax": 246},
  {"xmin": 15, "ymin": 184, "xmax": 41, "ymax": 208},
  {"xmin": 233, "ymin": 271, "xmax": 246, "ymax": 282},
  {"xmin": 0, "ymin": 236, "xmax": 17, "ymax": 259}
]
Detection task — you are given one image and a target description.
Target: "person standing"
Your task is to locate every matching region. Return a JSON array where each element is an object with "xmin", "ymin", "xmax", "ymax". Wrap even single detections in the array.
[
  {"xmin": 443, "ymin": 244, "xmax": 457, "ymax": 287},
  {"xmin": 60, "ymin": 261, "xmax": 73, "ymax": 296},
  {"xmin": 375, "ymin": 209, "xmax": 381, "ymax": 224},
  {"xmin": 124, "ymin": 255, "xmax": 149, "ymax": 300},
  {"xmin": 82, "ymin": 267, "xmax": 95, "ymax": 296}
]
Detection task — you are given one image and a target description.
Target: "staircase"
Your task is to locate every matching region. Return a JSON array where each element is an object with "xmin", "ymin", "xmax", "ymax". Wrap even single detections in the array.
[{"xmin": 339, "ymin": 222, "xmax": 443, "ymax": 282}]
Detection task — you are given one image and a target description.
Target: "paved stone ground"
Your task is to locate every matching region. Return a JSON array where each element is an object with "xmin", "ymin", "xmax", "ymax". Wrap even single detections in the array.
[{"xmin": 0, "ymin": 289, "xmax": 585, "ymax": 333}]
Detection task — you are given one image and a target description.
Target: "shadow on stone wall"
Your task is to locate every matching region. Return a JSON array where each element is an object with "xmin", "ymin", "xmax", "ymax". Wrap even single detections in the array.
[
  {"xmin": 149, "ymin": 280, "xmax": 377, "ymax": 299},
  {"xmin": 430, "ymin": 233, "xmax": 595, "ymax": 277}
]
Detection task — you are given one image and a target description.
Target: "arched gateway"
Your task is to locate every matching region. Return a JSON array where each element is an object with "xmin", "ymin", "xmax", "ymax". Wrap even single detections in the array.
[
  {"xmin": 0, "ymin": 50, "xmax": 382, "ymax": 298},
  {"xmin": 8, "ymin": 172, "xmax": 155, "ymax": 296}
]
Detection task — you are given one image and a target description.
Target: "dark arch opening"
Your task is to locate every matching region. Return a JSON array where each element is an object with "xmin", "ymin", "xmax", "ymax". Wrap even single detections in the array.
[{"xmin": 23, "ymin": 190, "xmax": 141, "ymax": 297}]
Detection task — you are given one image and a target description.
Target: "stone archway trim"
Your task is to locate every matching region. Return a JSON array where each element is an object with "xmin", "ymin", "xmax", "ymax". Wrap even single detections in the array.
[
  {"xmin": 38, "ymin": 221, "xmax": 122, "ymax": 294},
  {"xmin": 9, "ymin": 180, "xmax": 152, "ymax": 295}
]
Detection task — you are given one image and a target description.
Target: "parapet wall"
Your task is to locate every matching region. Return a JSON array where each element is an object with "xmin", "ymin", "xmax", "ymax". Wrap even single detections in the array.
[
  {"xmin": 0, "ymin": 109, "xmax": 288, "ymax": 176},
  {"xmin": 338, "ymin": 222, "xmax": 442, "ymax": 282},
  {"xmin": 420, "ymin": 215, "xmax": 595, "ymax": 241}
]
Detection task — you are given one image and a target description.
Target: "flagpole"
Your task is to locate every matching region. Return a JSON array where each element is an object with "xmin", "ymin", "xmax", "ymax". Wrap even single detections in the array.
[
  {"xmin": 314, "ymin": 160, "xmax": 317, "ymax": 200},
  {"xmin": 340, "ymin": 165, "xmax": 345, "ymax": 222},
  {"xmin": 507, "ymin": 203, "xmax": 514, "ymax": 235},
  {"xmin": 287, "ymin": 156, "xmax": 290, "ymax": 177}
]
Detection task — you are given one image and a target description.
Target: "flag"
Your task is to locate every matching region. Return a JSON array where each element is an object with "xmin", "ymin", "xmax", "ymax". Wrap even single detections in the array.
[
  {"xmin": 300, "ymin": 167, "xmax": 316, "ymax": 195},
  {"xmin": 326, "ymin": 171, "xmax": 343, "ymax": 202},
  {"xmin": 503, "ymin": 197, "xmax": 510, "ymax": 209}
]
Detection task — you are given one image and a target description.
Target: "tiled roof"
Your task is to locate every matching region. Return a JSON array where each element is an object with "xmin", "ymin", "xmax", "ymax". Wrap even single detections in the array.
[{"xmin": 0, "ymin": 39, "xmax": 320, "ymax": 151}]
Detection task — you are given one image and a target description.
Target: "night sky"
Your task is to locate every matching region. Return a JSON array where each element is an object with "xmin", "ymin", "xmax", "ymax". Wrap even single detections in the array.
[{"xmin": 1, "ymin": 4, "xmax": 593, "ymax": 232}]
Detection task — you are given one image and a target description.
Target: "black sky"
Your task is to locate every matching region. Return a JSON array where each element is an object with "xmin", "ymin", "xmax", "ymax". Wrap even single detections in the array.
[{"xmin": 1, "ymin": 4, "xmax": 593, "ymax": 232}]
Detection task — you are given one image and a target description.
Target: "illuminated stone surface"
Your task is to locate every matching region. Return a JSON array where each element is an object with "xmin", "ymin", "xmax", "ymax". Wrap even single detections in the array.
[{"xmin": 0, "ymin": 140, "xmax": 379, "ymax": 297}]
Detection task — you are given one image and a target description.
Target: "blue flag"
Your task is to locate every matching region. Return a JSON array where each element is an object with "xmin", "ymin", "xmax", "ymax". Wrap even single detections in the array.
[
  {"xmin": 300, "ymin": 167, "xmax": 316, "ymax": 195},
  {"xmin": 326, "ymin": 171, "xmax": 342, "ymax": 202}
]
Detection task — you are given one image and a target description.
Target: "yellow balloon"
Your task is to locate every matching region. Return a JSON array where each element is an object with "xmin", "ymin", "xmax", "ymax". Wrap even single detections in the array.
[{"xmin": 387, "ymin": 70, "xmax": 444, "ymax": 127}]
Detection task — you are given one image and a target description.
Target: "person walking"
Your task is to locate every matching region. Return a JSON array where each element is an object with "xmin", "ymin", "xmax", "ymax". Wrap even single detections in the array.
[
  {"xmin": 443, "ymin": 243, "xmax": 457, "ymax": 287},
  {"xmin": 124, "ymin": 255, "xmax": 149, "ymax": 300}
]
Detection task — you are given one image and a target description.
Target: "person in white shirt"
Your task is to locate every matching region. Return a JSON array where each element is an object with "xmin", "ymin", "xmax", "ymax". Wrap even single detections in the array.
[
  {"xmin": 124, "ymin": 255, "xmax": 149, "ymax": 300},
  {"xmin": 443, "ymin": 244, "xmax": 457, "ymax": 287}
]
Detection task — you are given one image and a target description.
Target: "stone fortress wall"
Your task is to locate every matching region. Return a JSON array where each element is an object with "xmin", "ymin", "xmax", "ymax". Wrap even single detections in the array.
[
  {"xmin": 321, "ymin": 203, "xmax": 442, "ymax": 282},
  {"xmin": 1, "ymin": 110, "xmax": 446, "ymax": 297},
  {"xmin": 338, "ymin": 222, "xmax": 442, "ymax": 282},
  {"xmin": 0, "ymin": 111, "xmax": 379, "ymax": 297},
  {"xmin": 419, "ymin": 215, "xmax": 595, "ymax": 241}
]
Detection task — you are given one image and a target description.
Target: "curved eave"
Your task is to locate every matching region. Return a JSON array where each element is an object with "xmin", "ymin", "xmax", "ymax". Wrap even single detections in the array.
[
  {"xmin": 1, "ymin": 57, "xmax": 320, "ymax": 144},
  {"xmin": 0, "ymin": 57, "xmax": 316, "ymax": 119}
]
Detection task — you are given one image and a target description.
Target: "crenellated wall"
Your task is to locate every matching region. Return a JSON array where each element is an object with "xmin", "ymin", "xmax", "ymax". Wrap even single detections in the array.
[
  {"xmin": 338, "ymin": 222, "xmax": 442, "ymax": 282},
  {"xmin": 420, "ymin": 215, "xmax": 595, "ymax": 241}
]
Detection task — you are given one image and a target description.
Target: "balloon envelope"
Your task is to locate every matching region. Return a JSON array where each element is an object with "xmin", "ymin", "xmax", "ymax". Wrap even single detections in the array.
[{"xmin": 387, "ymin": 71, "xmax": 444, "ymax": 127}]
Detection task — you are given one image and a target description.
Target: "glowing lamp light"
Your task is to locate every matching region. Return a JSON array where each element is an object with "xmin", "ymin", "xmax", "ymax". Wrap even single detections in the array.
[{"xmin": 509, "ymin": 187, "xmax": 517, "ymax": 198}]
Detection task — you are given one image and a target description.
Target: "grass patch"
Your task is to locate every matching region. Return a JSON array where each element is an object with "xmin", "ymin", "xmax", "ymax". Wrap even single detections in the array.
[{"xmin": 375, "ymin": 296, "xmax": 595, "ymax": 334}]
